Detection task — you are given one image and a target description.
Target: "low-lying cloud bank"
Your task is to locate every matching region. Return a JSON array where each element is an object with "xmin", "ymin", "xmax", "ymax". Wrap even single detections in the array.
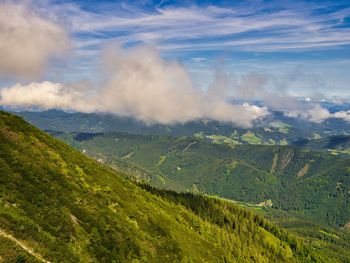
[
  {"xmin": 0, "ymin": 45, "xmax": 268, "ymax": 127},
  {"xmin": 0, "ymin": 2, "xmax": 68, "ymax": 77},
  {"xmin": 2, "ymin": 44, "xmax": 349, "ymax": 125},
  {"xmin": 0, "ymin": 81, "xmax": 95, "ymax": 113},
  {"xmin": 285, "ymin": 104, "xmax": 350, "ymax": 123},
  {"xmin": 2, "ymin": 41, "xmax": 349, "ymax": 125},
  {"xmin": 223, "ymin": 67, "xmax": 350, "ymax": 124}
]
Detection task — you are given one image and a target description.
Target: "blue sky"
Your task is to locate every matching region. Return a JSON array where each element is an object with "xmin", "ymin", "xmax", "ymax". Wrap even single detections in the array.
[{"xmin": 31, "ymin": 0, "xmax": 349, "ymax": 96}]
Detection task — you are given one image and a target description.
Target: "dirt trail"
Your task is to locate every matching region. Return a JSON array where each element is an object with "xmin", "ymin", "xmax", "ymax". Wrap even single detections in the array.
[
  {"xmin": 183, "ymin": 141, "xmax": 197, "ymax": 152},
  {"xmin": 0, "ymin": 229, "xmax": 51, "ymax": 263}
]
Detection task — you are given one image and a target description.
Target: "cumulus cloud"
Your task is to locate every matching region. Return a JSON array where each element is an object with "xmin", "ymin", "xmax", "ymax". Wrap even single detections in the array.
[
  {"xmin": 98, "ymin": 45, "xmax": 204, "ymax": 123},
  {"xmin": 0, "ymin": 81, "xmax": 96, "ymax": 112},
  {"xmin": 285, "ymin": 104, "xmax": 350, "ymax": 123},
  {"xmin": 0, "ymin": 44, "xmax": 268, "ymax": 127},
  {"xmin": 208, "ymin": 102, "xmax": 268, "ymax": 127},
  {"xmin": 304, "ymin": 105, "xmax": 331, "ymax": 123},
  {"xmin": 333, "ymin": 111, "xmax": 350, "ymax": 122},
  {"xmin": 0, "ymin": 2, "xmax": 69, "ymax": 77}
]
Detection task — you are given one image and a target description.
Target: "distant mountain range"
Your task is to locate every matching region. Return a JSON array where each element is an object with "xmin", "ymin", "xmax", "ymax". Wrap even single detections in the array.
[{"xmin": 12, "ymin": 109, "xmax": 350, "ymax": 143}]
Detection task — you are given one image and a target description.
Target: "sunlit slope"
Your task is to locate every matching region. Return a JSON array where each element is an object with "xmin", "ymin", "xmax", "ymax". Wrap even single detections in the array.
[
  {"xmin": 56, "ymin": 132, "xmax": 350, "ymax": 228},
  {"xmin": 0, "ymin": 111, "xmax": 321, "ymax": 262}
]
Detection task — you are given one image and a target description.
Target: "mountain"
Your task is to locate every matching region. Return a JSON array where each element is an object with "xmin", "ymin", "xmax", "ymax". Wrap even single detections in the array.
[
  {"xmin": 0, "ymin": 111, "xmax": 323, "ymax": 262},
  {"xmin": 13, "ymin": 110, "xmax": 350, "ymax": 145},
  {"xmin": 292, "ymin": 135, "xmax": 350, "ymax": 156},
  {"xmin": 51, "ymin": 131, "xmax": 350, "ymax": 228}
]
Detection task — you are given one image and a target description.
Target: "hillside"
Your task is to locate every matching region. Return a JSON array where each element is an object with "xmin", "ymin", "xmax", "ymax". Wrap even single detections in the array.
[
  {"xmin": 52, "ymin": 132, "xmax": 350, "ymax": 228},
  {"xmin": 0, "ymin": 111, "xmax": 323, "ymax": 262},
  {"xmin": 292, "ymin": 135, "xmax": 350, "ymax": 156}
]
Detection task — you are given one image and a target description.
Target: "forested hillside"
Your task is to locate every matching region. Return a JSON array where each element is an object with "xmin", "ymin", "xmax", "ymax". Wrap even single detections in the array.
[
  {"xmin": 0, "ymin": 111, "xmax": 322, "ymax": 262},
  {"xmin": 53, "ymin": 132, "xmax": 350, "ymax": 228},
  {"xmin": 292, "ymin": 135, "xmax": 350, "ymax": 156}
]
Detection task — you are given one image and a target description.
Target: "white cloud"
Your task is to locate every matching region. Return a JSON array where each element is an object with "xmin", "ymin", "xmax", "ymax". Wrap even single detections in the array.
[
  {"xmin": 98, "ymin": 45, "xmax": 203, "ymax": 123},
  {"xmin": 333, "ymin": 110, "xmax": 350, "ymax": 122},
  {"xmin": 285, "ymin": 104, "xmax": 350, "ymax": 123},
  {"xmin": 0, "ymin": 44, "xmax": 268, "ymax": 127},
  {"xmin": 0, "ymin": 2, "xmax": 69, "ymax": 77},
  {"xmin": 0, "ymin": 81, "xmax": 95, "ymax": 112},
  {"xmin": 305, "ymin": 105, "xmax": 332, "ymax": 123}
]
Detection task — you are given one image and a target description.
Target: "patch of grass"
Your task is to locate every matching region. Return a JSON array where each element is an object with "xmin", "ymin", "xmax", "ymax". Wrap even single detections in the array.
[{"xmin": 241, "ymin": 131, "xmax": 263, "ymax": 144}]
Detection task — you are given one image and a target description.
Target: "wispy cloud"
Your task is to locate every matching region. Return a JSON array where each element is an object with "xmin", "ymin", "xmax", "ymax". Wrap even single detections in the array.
[{"xmin": 44, "ymin": 0, "xmax": 350, "ymax": 54}]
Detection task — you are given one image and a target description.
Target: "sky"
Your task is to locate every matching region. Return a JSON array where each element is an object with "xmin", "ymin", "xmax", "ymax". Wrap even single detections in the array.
[
  {"xmin": 42, "ymin": 0, "xmax": 350, "ymax": 92},
  {"xmin": 0, "ymin": 0, "xmax": 350, "ymax": 125}
]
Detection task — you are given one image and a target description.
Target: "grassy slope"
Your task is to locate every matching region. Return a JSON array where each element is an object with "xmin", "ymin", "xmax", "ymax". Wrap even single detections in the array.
[
  {"xmin": 0, "ymin": 235, "xmax": 40, "ymax": 263},
  {"xmin": 0, "ymin": 111, "xmax": 321, "ymax": 262},
  {"xmin": 54, "ymin": 132, "xmax": 350, "ymax": 228}
]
